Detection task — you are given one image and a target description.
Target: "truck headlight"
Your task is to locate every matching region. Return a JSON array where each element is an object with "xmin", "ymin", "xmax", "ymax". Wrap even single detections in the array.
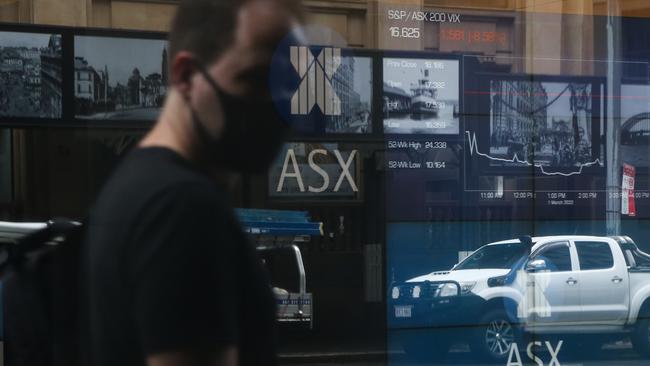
[
  {"xmin": 412, "ymin": 285, "xmax": 421, "ymax": 298},
  {"xmin": 438, "ymin": 283, "xmax": 458, "ymax": 297},
  {"xmin": 460, "ymin": 281, "xmax": 476, "ymax": 294},
  {"xmin": 391, "ymin": 286, "xmax": 400, "ymax": 299}
]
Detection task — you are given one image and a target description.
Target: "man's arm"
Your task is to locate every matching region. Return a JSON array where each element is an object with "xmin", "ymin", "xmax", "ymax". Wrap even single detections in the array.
[{"xmin": 147, "ymin": 346, "xmax": 238, "ymax": 366}]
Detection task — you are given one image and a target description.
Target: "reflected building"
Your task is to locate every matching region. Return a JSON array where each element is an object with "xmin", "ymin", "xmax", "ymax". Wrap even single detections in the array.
[
  {"xmin": 127, "ymin": 68, "xmax": 145, "ymax": 106},
  {"xmin": 111, "ymin": 82, "xmax": 128, "ymax": 108},
  {"xmin": 75, "ymin": 45, "xmax": 167, "ymax": 117},
  {"xmin": 491, "ymin": 80, "xmax": 547, "ymax": 147},
  {"xmin": 127, "ymin": 68, "xmax": 165, "ymax": 108},
  {"xmin": 330, "ymin": 57, "xmax": 363, "ymax": 132},
  {"xmin": 18, "ymin": 48, "xmax": 40, "ymax": 60},
  {"xmin": 530, "ymin": 82, "xmax": 548, "ymax": 129},
  {"xmin": 74, "ymin": 57, "xmax": 109, "ymax": 115},
  {"xmin": 1, "ymin": 50, "xmax": 23, "ymax": 73},
  {"xmin": 75, "ymin": 57, "xmax": 95, "ymax": 101},
  {"xmin": 624, "ymin": 119, "xmax": 650, "ymax": 145},
  {"xmin": 40, "ymin": 34, "xmax": 62, "ymax": 118},
  {"xmin": 161, "ymin": 47, "xmax": 168, "ymax": 86},
  {"xmin": 94, "ymin": 66, "xmax": 108, "ymax": 103},
  {"xmin": 23, "ymin": 58, "xmax": 41, "ymax": 102},
  {"xmin": 142, "ymin": 72, "xmax": 164, "ymax": 107}
]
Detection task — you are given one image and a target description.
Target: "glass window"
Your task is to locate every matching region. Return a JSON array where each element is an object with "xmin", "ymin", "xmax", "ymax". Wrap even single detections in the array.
[
  {"xmin": 531, "ymin": 242, "xmax": 572, "ymax": 272},
  {"xmin": 576, "ymin": 241, "xmax": 614, "ymax": 270},
  {"xmin": 632, "ymin": 249, "xmax": 650, "ymax": 268},
  {"xmin": 9, "ymin": 1, "xmax": 650, "ymax": 365},
  {"xmin": 454, "ymin": 243, "xmax": 527, "ymax": 270}
]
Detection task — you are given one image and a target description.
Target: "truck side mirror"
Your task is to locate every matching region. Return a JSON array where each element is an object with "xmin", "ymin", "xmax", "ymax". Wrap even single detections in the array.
[{"xmin": 526, "ymin": 259, "xmax": 547, "ymax": 272}]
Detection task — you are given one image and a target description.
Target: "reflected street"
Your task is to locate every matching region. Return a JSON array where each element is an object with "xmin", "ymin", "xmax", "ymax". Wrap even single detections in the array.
[{"xmin": 285, "ymin": 342, "xmax": 649, "ymax": 366}]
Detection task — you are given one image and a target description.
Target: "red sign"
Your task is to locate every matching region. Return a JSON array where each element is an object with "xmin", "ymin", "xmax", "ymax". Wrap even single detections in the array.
[
  {"xmin": 440, "ymin": 29, "xmax": 507, "ymax": 46},
  {"xmin": 622, "ymin": 164, "xmax": 636, "ymax": 217}
]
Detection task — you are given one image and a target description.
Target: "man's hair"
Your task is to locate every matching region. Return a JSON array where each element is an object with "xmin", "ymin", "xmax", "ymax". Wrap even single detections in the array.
[{"xmin": 168, "ymin": 0, "xmax": 241, "ymax": 66}]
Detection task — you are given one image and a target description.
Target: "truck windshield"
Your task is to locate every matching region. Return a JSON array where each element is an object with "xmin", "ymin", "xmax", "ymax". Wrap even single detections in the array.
[{"xmin": 454, "ymin": 243, "xmax": 528, "ymax": 270}]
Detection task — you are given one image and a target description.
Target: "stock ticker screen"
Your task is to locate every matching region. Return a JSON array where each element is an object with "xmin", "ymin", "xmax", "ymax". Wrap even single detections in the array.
[
  {"xmin": 380, "ymin": 9, "xmax": 650, "ymax": 289},
  {"xmin": 379, "ymin": 9, "xmax": 650, "ymax": 366},
  {"xmin": 383, "ymin": 55, "xmax": 650, "ymax": 223}
]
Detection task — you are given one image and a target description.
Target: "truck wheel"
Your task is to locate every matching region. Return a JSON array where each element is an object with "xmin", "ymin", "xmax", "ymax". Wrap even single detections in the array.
[
  {"xmin": 632, "ymin": 318, "xmax": 650, "ymax": 358},
  {"xmin": 471, "ymin": 309, "xmax": 520, "ymax": 363}
]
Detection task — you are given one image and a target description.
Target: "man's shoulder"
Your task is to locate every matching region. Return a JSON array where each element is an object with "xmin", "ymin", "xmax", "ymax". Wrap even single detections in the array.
[
  {"xmin": 92, "ymin": 148, "xmax": 224, "ymax": 220},
  {"xmin": 121, "ymin": 147, "xmax": 213, "ymax": 185}
]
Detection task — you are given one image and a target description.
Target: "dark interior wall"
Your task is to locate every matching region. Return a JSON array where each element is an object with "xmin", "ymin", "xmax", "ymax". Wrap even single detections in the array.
[{"xmin": 10, "ymin": 128, "xmax": 141, "ymax": 220}]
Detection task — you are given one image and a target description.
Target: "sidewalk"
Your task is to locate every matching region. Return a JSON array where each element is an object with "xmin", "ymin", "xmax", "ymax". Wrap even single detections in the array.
[
  {"xmin": 278, "ymin": 333, "xmax": 391, "ymax": 363},
  {"xmin": 278, "ymin": 340, "xmax": 639, "ymax": 365}
]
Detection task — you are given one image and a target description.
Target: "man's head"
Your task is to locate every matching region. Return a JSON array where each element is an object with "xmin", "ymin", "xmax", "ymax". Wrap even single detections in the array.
[
  {"xmin": 169, "ymin": 0, "xmax": 301, "ymax": 94},
  {"xmin": 150, "ymin": 0, "xmax": 303, "ymax": 172}
]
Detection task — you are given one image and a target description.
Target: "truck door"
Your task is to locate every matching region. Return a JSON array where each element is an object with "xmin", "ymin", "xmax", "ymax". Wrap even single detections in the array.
[
  {"xmin": 574, "ymin": 240, "xmax": 629, "ymax": 325},
  {"xmin": 525, "ymin": 241, "xmax": 582, "ymax": 325}
]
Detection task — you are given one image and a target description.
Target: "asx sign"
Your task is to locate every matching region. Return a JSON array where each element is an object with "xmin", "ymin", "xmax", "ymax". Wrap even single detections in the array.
[
  {"xmin": 507, "ymin": 341, "xmax": 563, "ymax": 366},
  {"xmin": 269, "ymin": 143, "xmax": 359, "ymax": 198},
  {"xmin": 270, "ymin": 26, "xmax": 373, "ymax": 135},
  {"xmin": 289, "ymin": 46, "xmax": 342, "ymax": 116}
]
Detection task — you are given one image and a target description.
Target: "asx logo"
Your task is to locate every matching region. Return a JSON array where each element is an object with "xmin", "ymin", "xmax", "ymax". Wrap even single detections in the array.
[
  {"xmin": 276, "ymin": 148, "xmax": 358, "ymax": 193},
  {"xmin": 508, "ymin": 341, "xmax": 563, "ymax": 366},
  {"xmin": 290, "ymin": 46, "xmax": 342, "ymax": 116}
]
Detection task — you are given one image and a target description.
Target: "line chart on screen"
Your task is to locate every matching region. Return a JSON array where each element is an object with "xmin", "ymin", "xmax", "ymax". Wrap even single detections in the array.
[{"xmin": 465, "ymin": 131, "xmax": 603, "ymax": 177}]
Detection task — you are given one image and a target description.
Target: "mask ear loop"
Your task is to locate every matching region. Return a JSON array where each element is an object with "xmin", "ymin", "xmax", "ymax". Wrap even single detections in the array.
[
  {"xmin": 194, "ymin": 62, "xmax": 227, "ymax": 99},
  {"xmin": 182, "ymin": 61, "xmax": 223, "ymax": 155}
]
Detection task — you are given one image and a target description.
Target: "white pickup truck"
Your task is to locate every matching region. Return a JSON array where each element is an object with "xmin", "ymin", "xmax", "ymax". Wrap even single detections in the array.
[{"xmin": 389, "ymin": 235, "xmax": 650, "ymax": 363}]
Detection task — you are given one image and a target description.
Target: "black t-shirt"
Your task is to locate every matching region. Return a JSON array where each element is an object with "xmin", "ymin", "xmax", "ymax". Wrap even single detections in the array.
[{"xmin": 82, "ymin": 147, "xmax": 277, "ymax": 366}]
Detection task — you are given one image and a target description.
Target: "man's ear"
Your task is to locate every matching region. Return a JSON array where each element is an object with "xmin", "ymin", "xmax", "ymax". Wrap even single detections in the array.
[{"xmin": 170, "ymin": 51, "xmax": 198, "ymax": 100}]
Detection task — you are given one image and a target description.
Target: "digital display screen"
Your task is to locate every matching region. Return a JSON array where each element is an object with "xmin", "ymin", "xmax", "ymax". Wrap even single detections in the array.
[
  {"xmin": 488, "ymin": 80, "xmax": 600, "ymax": 169},
  {"xmin": 381, "ymin": 57, "xmax": 617, "ymax": 222},
  {"xmin": 325, "ymin": 56, "xmax": 373, "ymax": 134},
  {"xmin": 272, "ymin": 50, "xmax": 373, "ymax": 135},
  {"xmin": 74, "ymin": 36, "xmax": 169, "ymax": 121},
  {"xmin": 383, "ymin": 58, "xmax": 459, "ymax": 134},
  {"xmin": 385, "ymin": 136, "xmax": 462, "ymax": 221},
  {"xmin": 0, "ymin": 31, "xmax": 62, "ymax": 119},
  {"xmin": 621, "ymin": 84, "xmax": 650, "ymax": 168}
]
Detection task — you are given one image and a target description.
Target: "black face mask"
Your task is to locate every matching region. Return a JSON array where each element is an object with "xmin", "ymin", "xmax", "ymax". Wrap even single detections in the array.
[{"xmin": 189, "ymin": 63, "xmax": 289, "ymax": 174}]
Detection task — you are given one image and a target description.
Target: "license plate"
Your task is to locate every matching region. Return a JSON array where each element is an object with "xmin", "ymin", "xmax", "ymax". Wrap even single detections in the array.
[{"xmin": 395, "ymin": 305, "xmax": 412, "ymax": 318}]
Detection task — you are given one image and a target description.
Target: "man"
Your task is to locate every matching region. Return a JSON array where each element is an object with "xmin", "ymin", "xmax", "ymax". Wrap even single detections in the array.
[{"xmin": 83, "ymin": 1, "xmax": 302, "ymax": 365}]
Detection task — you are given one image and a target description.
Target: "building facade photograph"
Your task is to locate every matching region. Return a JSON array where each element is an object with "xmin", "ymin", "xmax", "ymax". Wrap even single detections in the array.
[
  {"xmin": 0, "ymin": 31, "xmax": 61, "ymax": 118},
  {"xmin": 74, "ymin": 35, "xmax": 168, "ymax": 120}
]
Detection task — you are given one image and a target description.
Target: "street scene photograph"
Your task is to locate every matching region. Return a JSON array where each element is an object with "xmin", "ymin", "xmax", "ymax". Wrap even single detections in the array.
[
  {"xmin": 0, "ymin": 31, "xmax": 62, "ymax": 118},
  {"xmin": 621, "ymin": 84, "xmax": 650, "ymax": 168},
  {"xmin": 74, "ymin": 36, "xmax": 168, "ymax": 121},
  {"xmin": 489, "ymin": 80, "xmax": 599, "ymax": 168},
  {"xmin": 383, "ymin": 58, "xmax": 459, "ymax": 135},
  {"xmin": 325, "ymin": 56, "xmax": 372, "ymax": 134}
]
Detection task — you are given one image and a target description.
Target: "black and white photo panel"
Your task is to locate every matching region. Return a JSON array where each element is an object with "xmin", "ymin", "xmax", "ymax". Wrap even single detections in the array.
[
  {"xmin": 0, "ymin": 31, "xmax": 63, "ymax": 119},
  {"xmin": 74, "ymin": 35, "xmax": 168, "ymax": 121}
]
